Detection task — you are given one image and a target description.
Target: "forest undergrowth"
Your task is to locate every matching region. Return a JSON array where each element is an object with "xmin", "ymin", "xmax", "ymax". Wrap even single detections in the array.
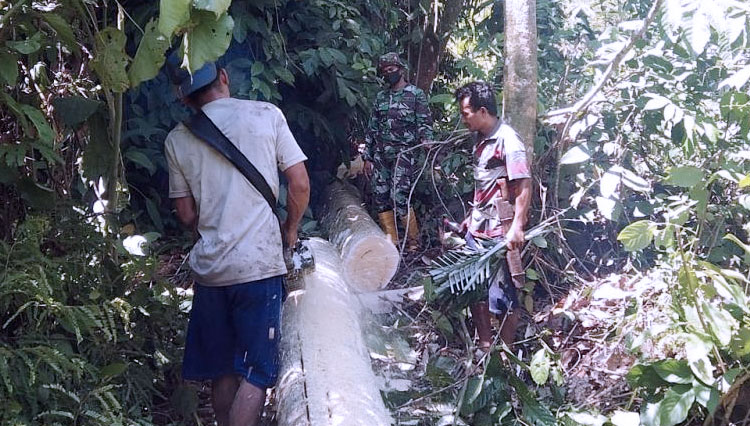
[{"xmin": 3, "ymin": 0, "xmax": 750, "ymax": 424}]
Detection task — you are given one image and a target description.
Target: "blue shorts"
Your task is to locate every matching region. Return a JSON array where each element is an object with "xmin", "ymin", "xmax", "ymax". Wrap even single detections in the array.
[{"xmin": 182, "ymin": 275, "xmax": 283, "ymax": 389}]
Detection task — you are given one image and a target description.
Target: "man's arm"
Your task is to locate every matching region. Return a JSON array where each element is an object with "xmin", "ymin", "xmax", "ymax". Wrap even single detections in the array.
[
  {"xmin": 281, "ymin": 162, "xmax": 310, "ymax": 248},
  {"xmin": 174, "ymin": 195, "xmax": 198, "ymax": 234},
  {"xmin": 507, "ymin": 177, "xmax": 531, "ymax": 251}
]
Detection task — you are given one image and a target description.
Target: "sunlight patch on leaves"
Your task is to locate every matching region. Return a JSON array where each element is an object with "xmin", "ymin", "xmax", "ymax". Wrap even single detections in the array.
[
  {"xmin": 181, "ymin": 12, "xmax": 234, "ymax": 73},
  {"xmin": 530, "ymin": 348, "xmax": 550, "ymax": 385},
  {"xmin": 617, "ymin": 220, "xmax": 653, "ymax": 252},
  {"xmin": 560, "ymin": 144, "xmax": 591, "ymax": 165},
  {"xmin": 193, "ymin": 0, "xmax": 231, "ymax": 18},
  {"xmin": 158, "ymin": 0, "xmax": 191, "ymax": 37},
  {"xmin": 91, "ymin": 28, "xmax": 130, "ymax": 93},
  {"xmin": 665, "ymin": 166, "xmax": 704, "ymax": 188}
]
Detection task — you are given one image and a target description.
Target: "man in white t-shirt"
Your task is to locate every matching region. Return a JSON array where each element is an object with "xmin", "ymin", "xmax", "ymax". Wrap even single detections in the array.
[{"xmin": 165, "ymin": 56, "xmax": 309, "ymax": 426}]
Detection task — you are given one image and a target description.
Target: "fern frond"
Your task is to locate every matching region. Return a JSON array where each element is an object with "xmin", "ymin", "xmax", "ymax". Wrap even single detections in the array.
[
  {"xmin": 35, "ymin": 410, "xmax": 75, "ymax": 421},
  {"xmin": 43, "ymin": 383, "xmax": 81, "ymax": 404},
  {"xmin": 3, "ymin": 300, "xmax": 37, "ymax": 329},
  {"xmin": 16, "ymin": 348, "xmax": 36, "ymax": 387},
  {"xmin": 0, "ymin": 348, "xmax": 13, "ymax": 394},
  {"xmin": 101, "ymin": 305, "xmax": 116, "ymax": 342}
]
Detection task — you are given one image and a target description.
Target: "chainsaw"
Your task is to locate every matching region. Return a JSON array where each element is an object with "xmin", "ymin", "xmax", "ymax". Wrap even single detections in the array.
[{"xmin": 283, "ymin": 238, "xmax": 315, "ymax": 285}]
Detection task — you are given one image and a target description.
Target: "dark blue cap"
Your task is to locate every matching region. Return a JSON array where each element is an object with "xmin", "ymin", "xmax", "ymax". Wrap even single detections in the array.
[{"xmin": 165, "ymin": 52, "xmax": 218, "ymax": 98}]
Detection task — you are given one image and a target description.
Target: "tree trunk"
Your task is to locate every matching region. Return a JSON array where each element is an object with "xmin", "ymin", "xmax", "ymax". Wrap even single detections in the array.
[
  {"xmin": 503, "ymin": 0, "xmax": 538, "ymax": 158},
  {"xmin": 320, "ymin": 181, "xmax": 399, "ymax": 292},
  {"xmin": 277, "ymin": 238, "xmax": 393, "ymax": 426},
  {"xmin": 409, "ymin": 0, "xmax": 464, "ymax": 92}
]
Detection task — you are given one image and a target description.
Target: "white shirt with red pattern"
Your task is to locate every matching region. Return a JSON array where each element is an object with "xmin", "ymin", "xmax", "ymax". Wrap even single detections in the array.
[{"xmin": 467, "ymin": 122, "xmax": 530, "ymax": 238}]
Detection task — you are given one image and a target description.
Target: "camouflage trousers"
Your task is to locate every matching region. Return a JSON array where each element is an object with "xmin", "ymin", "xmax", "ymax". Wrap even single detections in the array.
[{"xmin": 371, "ymin": 148, "xmax": 417, "ymax": 216}]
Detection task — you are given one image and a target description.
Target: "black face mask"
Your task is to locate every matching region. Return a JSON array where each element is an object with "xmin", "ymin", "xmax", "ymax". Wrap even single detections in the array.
[{"xmin": 384, "ymin": 70, "xmax": 401, "ymax": 86}]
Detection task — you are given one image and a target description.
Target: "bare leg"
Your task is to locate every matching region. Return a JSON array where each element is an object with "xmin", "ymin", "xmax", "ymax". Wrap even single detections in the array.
[
  {"xmin": 470, "ymin": 302, "xmax": 493, "ymax": 350},
  {"xmin": 499, "ymin": 309, "xmax": 521, "ymax": 347},
  {"xmin": 212, "ymin": 375, "xmax": 240, "ymax": 426},
  {"xmin": 229, "ymin": 379, "xmax": 266, "ymax": 426}
]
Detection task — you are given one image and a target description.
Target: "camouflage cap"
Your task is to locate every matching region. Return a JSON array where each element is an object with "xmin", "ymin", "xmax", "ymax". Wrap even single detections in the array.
[{"xmin": 378, "ymin": 52, "xmax": 407, "ymax": 71}]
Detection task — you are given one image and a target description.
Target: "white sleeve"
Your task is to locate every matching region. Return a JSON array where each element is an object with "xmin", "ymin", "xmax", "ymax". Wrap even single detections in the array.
[
  {"xmin": 164, "ymin": 134, "xmax": 192, "ymax": 198},
  {"xmin": 274, "ymin": 107, "xmax": 307, "ymax": 171}
]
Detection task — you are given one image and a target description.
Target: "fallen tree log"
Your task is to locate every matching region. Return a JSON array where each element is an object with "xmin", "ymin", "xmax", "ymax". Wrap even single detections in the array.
[
  {"xmin": 277, "ymin": 238, "xmax": 393, "ymax": 426},
  {"xmin": 320, "ymin": 181, "xmax": 399, "ymax": 292}
]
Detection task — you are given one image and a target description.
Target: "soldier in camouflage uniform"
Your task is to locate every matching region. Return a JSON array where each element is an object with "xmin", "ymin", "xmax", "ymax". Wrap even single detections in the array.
[{"xmin": 363, "ymin": 52, "xmax": 433, "ymax": 251}]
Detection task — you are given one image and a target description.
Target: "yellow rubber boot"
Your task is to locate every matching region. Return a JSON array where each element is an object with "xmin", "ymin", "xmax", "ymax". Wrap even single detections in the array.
[
  {"xmin": 402, "ymin": 207, "xmax": 420, "ymax": 252},
  {"xmin": 378, "ymin": 210, "xmax": 399, "ymax": 246}
]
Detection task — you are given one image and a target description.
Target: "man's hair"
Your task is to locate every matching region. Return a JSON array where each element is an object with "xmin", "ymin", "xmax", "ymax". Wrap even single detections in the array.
[
  {"xmin": 186, "ymin": 70, "xmax": 223, "ymax": 103},
  {"xmin": 455, "ymin": 81, "xmax": 498, "ymax": 116}
]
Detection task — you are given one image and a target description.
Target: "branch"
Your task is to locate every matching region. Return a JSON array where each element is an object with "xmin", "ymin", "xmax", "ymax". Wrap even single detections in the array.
[
  {"xmin": 549, "ymin": 0, "xmax": 665, "ymax": 206},
  {"xmin": 544, "ymin": 0, "xmax": 665, "ymax": 121}
]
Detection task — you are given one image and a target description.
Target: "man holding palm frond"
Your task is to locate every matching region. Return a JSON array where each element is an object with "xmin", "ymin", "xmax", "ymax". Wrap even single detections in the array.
[{"xmin": 454, "ymin": 81, "xmax": 532, "ymax": 350}]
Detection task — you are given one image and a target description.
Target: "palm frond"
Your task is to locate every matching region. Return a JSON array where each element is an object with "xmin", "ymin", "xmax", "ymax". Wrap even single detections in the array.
[{"xmin": 429, "ymin": 221, "xmax": 552, "ymax": 297}]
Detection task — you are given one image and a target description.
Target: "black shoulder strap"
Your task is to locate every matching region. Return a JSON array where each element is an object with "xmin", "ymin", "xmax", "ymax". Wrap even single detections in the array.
[{"xmin": 183, "ymin": 110, "xmax": 279, "ymax": 219}]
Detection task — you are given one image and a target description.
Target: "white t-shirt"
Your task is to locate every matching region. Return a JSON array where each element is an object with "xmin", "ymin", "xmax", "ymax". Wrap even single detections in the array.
[{"xmin": 164, "ymin": 98, "xmax": 307, "ymax": 286}]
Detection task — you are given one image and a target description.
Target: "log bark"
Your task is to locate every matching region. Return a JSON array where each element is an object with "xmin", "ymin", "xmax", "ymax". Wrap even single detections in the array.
[
  {"xmin": 503, "ymin": 0, "xmax": 538, "ymax": 159},
  {"xmin": 320, "ymin": 181, "xmax": 399, "ymax": 292},
  {"xmin": 277, "ymin": 238, "xmax": 393, "ymax": 426}
]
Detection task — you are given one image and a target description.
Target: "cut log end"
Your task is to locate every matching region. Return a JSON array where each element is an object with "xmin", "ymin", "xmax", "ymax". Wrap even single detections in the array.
[
  {"xmin": 321, "ymin": 181, "xmax": 400, "ymax": 292},
  {"xmin": 342, "ymin": 235, "xmax": 399, "ymax": 292}
]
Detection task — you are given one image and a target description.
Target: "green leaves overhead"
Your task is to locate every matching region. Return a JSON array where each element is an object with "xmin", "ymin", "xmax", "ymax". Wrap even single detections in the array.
[
  {"xmin": 91, "ymin": 28, "xmax": 130, "ymax": 93},
  {"xmin": 617, "ymin": 220, "xmax": 654, "ymax": 252},
  {"xmin": 665, "ymin": 166, "xmax": 704, "ymax": 188},
  {"xmin": 181, "ymin": 12, "xmax": 234, "ymax": 73},
  {"xmin": 129, "ymin": 21, "xmax": 171, "ymax": 88},
  {"xmin": 193, "ymin": 0, "xmax": 231, "ymax": 17},
  {"xmin": 154, "ymin": 0, "xmax": 236, "ymax": 74},
  {"xmin": 158, "ymin": 0, "xmax": 191, "ymax": 38}
]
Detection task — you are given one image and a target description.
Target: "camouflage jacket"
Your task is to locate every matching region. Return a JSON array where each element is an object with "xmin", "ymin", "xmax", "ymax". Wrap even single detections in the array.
[{"xmin": 363, "ymin": 84, "xmax": 433, "ymax": 160}]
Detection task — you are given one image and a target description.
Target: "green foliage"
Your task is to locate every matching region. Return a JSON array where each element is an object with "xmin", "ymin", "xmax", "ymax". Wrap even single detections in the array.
[
  {"xmin": 91, "ymin": 28, "xmax": 131, "ymax": 94},
  {"xmin": 530, "ymin": 348, "xmax": 551, "ymax": 386},
  {"xmin": 129, "ymin": 21, "xmax": 171, "ymax": 88},
  {"xmin": 182, "ymin": 12, "xmax": 234, "ymax": 73},
  {"xmin": 158, "ymin": 0, "xmax": 191, "ymax": 38},
  {"xmin": 0, "ymin": 213, "xmax": 190, "ymax": 424},
  {"xmin": 617, "ymin": 220, "xmax": 654, "ymax": 252}
]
